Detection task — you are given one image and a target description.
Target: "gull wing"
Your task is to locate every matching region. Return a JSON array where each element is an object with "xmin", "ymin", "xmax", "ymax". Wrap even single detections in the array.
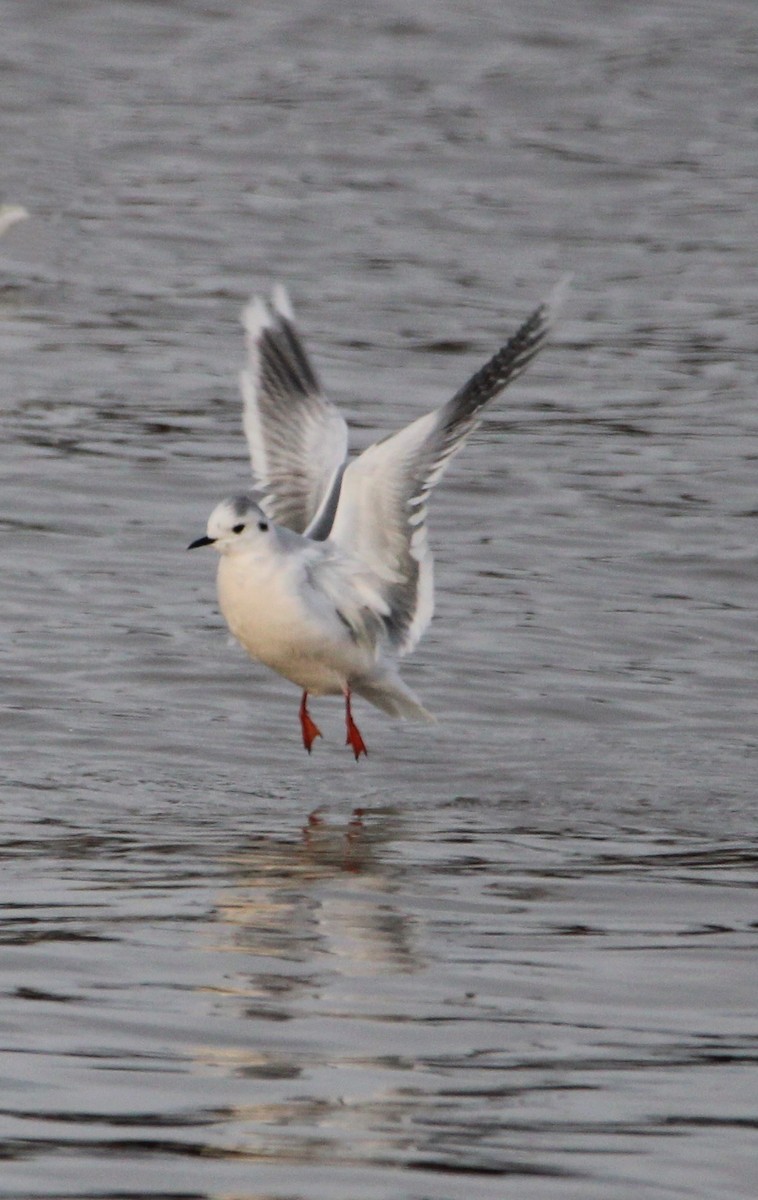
[
  {"xmin": 327, "ymin": 283, "xmax": 565, "ymax": 656},
  {"xmin": 240, "ymin": 287, "xmax": 348, "ymax": 534}
]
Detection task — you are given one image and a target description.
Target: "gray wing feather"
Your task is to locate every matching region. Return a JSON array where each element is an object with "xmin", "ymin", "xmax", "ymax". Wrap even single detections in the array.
[
  {"xmin": 328, "ymin": 282, "xmax": 564, "ymax": 655},
  {"xmin": 240, "ymin": 288, "xmax": 348, "ymax": 534}
]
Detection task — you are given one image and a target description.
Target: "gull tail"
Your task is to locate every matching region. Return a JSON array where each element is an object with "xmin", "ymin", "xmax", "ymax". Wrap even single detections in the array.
[{"xmin": 352, "ymin": 669, "xmax": 436, "ymax": 722}]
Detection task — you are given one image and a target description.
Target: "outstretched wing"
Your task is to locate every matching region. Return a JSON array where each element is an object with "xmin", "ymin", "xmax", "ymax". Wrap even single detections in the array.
[
  {"xmin": 240, "ymin": 287, "xmax": 348, "ymax": 534},
  {"xmin": 327, "ymin": 281, "xmax": 565, "ymax": 656}
]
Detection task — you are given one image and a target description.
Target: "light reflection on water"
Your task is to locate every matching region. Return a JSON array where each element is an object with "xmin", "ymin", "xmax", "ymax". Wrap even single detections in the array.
[
  {"xmin": 1, "ymin": 0, "xmax": 757, "ymax": 1197},
  {"xmin": 1, "ymin": 806, "xmax": 754, "ymax": 1198}
]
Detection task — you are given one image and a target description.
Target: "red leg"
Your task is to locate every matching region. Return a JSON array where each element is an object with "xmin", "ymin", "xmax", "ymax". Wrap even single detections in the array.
[
  {"xmin": 299, "ymin": 691, "xmax": 322, "ymax": 754},
  {"xmin": 344, "ymin": 688, "xmax": 367, "ymax": 760}
]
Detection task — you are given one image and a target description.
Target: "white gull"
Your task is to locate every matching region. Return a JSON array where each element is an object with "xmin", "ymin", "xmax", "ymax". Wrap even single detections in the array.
[{"xmin": 189, "ymin": 281, "xmax": 564, "ymax": 758}]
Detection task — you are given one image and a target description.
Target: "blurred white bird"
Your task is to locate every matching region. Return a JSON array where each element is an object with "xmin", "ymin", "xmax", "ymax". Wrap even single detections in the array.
[
  {"xmin": 189, "ymin": 282, "xmax": 563, "ymax": 758},
  {"xmin": 0, "ymin": 205, "xmax": 28, "ymax": 237}
]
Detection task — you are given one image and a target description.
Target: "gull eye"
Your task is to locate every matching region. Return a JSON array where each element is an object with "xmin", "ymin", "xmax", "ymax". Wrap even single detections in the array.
[
  {"xmin": 257, "ymin": 520, "xmax": 269, "ymax": 532},
  {"xmin": 232, "ymin": 523, "xmax": 245, "ymax": 534}
]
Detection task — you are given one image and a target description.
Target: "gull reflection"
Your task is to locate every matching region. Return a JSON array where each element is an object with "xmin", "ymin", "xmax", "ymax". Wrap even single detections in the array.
[
  {"xmin": 210, "ymin": 805, "xmax": 417, "ymax": 983},
  {"xmin": 192, "ymin": 806, "xmax": 420, "ymax": 1112}
]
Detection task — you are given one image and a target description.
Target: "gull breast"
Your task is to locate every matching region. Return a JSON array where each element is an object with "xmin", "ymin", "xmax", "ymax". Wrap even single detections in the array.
[{"xmin": 216, "ymin": 552, "xmax": 365, "ymax": 693}]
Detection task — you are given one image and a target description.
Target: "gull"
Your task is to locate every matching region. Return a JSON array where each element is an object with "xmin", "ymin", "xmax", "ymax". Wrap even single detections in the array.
[{"xmin": 189, "ymin": 281, "xmax": 563, "ymax": 758}]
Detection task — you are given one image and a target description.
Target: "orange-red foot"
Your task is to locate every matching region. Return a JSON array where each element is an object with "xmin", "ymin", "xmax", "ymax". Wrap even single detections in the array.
[
  {"xmin": 344, "ymin": 689, "xmax": 368, "ymax": 760},
  {"xmin": 299, "ymin": 692, "xmax": 322, "ymax": 754}
]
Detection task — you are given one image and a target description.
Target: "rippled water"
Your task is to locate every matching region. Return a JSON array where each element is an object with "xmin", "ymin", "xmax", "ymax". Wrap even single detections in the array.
[{"xmin": 1, "ymin": 1, "xmax": 756, "ymax": 1197}]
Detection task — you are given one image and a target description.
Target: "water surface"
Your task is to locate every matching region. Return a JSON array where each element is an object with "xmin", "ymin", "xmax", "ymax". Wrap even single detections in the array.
[{"xmin": 1, "ymin": 2, "xmax": 756, "ymax": 1198}]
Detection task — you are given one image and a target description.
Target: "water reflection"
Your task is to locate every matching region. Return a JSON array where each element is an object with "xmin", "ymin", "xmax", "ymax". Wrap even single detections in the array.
[
  {"xmin": 0, "ymin": 802, "xmax": 754, "ymax": 1196},
  {"xmin": 151, "ymin": 815, "xmax": 754, "ymax": 1190},
  {"xmin": 185, "ymin": 809, "xmax": 434, "ymax": 1173},
  {"xmin": 209, "ymin": 805, "xmax": 417, "ymax": 985}
]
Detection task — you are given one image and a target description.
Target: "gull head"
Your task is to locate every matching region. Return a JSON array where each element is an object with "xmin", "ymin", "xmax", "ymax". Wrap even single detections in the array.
[{"xmin": 187, "ymin": 495, "xmax": 271, "ymax": 554}]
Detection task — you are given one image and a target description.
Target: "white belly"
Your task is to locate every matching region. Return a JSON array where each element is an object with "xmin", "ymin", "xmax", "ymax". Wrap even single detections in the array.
[{"xmin": 216, "ymin": 553, "xmax": 371, "ymax": 694}]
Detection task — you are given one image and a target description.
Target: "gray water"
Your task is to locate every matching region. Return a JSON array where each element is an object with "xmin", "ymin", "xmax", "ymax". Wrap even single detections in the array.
[{"xmin": 1, "ymin": 1, "xmax": 756, "ymax": 1197}]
